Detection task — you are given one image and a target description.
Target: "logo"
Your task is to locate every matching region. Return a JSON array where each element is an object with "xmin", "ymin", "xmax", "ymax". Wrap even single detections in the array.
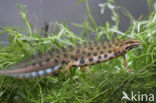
[{"xmin": 122, "ymin": 91, "xmax": 154, "ymax": 102}]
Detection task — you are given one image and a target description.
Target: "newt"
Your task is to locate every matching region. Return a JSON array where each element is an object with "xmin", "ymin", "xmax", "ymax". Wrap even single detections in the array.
[{"xmin": 0, "ymin": 38, "xmax": 141, "ymax": 78}]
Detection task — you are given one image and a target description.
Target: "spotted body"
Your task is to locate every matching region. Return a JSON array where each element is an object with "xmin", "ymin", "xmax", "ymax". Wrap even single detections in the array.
[{"xmin": 0, "ymin": 39, "xmax": 141, "ymax": 78}]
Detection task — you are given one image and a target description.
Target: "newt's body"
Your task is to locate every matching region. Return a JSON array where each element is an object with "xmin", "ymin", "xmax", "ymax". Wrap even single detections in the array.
[{"xmin": 0, "ymin": 39, "xmax": 141, "ymax": 78}]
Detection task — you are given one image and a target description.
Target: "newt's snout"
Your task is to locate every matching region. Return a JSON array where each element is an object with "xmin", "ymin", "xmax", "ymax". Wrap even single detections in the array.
[{"xmin": 124, "ymin": 39, "xmax": 141, "ymax": 51}]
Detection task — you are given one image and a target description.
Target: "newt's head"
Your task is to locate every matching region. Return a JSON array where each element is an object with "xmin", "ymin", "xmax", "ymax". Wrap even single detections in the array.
[{"xmin": 113, "ymin": 39, "xmax": 141, "ymax": 56}]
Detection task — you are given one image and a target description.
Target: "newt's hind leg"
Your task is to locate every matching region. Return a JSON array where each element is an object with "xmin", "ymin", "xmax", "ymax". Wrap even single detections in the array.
[
  {"xmin": 81, "ymin": 67, "xmax": 88, "ymax": 72},
  {"xmin": 62, "ymin": 62, "xmax": 74, "ymax": 76}
]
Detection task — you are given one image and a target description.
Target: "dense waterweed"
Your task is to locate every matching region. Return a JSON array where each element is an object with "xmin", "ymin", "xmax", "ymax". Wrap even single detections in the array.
[{"xmin": 0, "ymin": 0, "xmax": 155, "ymax": 102}]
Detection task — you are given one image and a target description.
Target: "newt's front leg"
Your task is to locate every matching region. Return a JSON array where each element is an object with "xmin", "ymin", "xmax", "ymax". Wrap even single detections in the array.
[{"xmin": 122, "ymin": 55, "xmax": 131, "ymax": 72}]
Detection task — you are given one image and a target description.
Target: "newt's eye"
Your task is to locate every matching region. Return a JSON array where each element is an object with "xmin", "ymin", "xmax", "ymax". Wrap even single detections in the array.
[
  {"xmin": 117, "ymin": 51, "xmax": 121, "ymax": 54},
  {"xmin": 125, "ymin": 42, "xmax": 129, "ymax": 44},
  {"xmin": 120, "ymin": 44, "xmax": 124, "ymax": 47}
]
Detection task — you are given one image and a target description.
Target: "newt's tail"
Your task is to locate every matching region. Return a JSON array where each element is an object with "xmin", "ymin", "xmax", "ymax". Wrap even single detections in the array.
[{"xmin": 0, "ymin": 64, "xmax": 62, "ymax": 78}]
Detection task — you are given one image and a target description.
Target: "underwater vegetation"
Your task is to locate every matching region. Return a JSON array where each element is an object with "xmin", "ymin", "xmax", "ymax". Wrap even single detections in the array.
[{"xmin": 0, "ymin": 0, "xmax": 155, "ymax": 103}]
